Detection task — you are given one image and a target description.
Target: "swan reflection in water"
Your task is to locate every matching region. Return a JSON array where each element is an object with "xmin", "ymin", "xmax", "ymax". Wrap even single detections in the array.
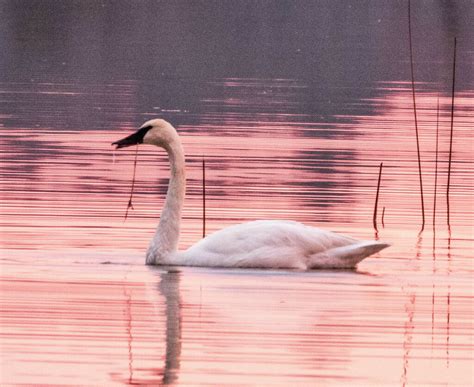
[
  {"xmin": 112, "ymin": 119, "xmax": 389, "ymax": 270},
  {"xmin": 159, "ymin": 270, "xmax": 181, "ymax": 384},
  {"xmin": 115, "ymin": 268, "xmax": 182, "ymax": 385}
]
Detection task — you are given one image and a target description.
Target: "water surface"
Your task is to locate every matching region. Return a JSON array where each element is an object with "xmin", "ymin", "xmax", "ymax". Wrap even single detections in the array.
[{"xmin": 1, "ymin": 1, "xmax": 473, "ymax": 385}]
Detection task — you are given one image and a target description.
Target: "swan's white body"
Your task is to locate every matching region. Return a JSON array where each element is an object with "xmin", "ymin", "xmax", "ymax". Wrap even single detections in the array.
[{"xmin": 113, "ymin": 119, "xmax": 389, "ymax": 269}]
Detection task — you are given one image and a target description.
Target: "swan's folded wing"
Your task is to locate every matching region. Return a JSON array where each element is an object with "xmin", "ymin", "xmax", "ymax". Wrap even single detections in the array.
[
  {"xmin": 308, "ymin": 241, "xmax": 390, "ymax": 269},
  {"xmin": 180, "ymin": 220, "xmax": 359, "ymax": 268}
]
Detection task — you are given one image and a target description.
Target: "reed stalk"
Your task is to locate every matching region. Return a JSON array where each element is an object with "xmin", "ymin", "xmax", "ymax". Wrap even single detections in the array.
[
  {"xmin": 373, "ymin": 162, "xmax": 383, "ymax": 230},
  {"xmin": 408, "ymin": 0, "xmax": 426, "ymax": 231},
  {"xmin": 446, "ymin": 38, "xmax": 457, "ymax": 229},
  {"xmin": 433, "ymin": 95, "xmax": 440, "ymax": 230},
  {"xmin": 124, "ymin": 145, "xmax": 139, "ymax": 220},
  {"xmin": 202, "ymin": 158, "xmax": 206, "ymax": 238}
]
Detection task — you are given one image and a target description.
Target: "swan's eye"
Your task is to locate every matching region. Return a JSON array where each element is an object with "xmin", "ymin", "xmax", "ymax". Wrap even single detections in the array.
[
  {"xmin": 140, "ymin": 125, "xmax": 152, "ymax": 131},
  {"xmin": 136, "ymin": 125, "xmax": 153, "ymax": 140}
]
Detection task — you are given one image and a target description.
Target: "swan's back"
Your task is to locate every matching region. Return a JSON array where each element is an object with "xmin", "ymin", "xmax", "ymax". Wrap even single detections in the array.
[{"xmin": 176, "ymin": 220, "xmax": 388, "ymax": 269}]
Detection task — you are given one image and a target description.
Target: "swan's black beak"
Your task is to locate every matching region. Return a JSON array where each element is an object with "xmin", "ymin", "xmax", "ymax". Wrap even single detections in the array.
[{"xmin": 112, "ymin": 125, "xmax": 152, "ymax": 149}]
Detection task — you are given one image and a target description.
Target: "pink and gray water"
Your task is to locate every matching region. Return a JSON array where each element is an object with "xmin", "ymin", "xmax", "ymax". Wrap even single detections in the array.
[{"xmin": 1, "ymin": 1, "xmax": 473, "ymax": 385}]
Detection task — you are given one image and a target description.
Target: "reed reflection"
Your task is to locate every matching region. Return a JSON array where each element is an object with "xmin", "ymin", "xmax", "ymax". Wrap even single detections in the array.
[
  {"xmin": 446, "ymin": 229, "xmax": 452, "ymax": 368},
  {"xmin": 124, "ymin": 289, "xmax": 134, "ymax": 384}
]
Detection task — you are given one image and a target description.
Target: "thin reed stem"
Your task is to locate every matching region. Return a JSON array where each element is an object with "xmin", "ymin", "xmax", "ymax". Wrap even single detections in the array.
[
  {"xmin": 447, "ymin": 37, "xmax": 457, "ymax": 229},
  {"xmin": 124, "ymin": 145, "xmax": 139, "ymax": 220},
  {"xmin": 408, "ymin": 0, "xmax": 425, "ymax": 231},
  {"xmin": 373, "ymin": 162, "xmax": 383, "ymax": 230},
  {"xmin": 433, "ymin": 94, "xmax": 440, "ymax": 230},
  {"xmin": 202, "ymin": 157, "xmax": 206, "ymax": 238}
]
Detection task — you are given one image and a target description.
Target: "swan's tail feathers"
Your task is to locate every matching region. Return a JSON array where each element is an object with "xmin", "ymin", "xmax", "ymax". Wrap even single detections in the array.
[{"xmin": 308, "ymin": 241, "xmax": 390, "ymax": 269}]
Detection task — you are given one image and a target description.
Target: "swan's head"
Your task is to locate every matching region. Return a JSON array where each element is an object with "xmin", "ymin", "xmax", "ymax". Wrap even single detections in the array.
[{"xmin": 112, "ymin": 119, "xmax": 179, "ymax": 149}]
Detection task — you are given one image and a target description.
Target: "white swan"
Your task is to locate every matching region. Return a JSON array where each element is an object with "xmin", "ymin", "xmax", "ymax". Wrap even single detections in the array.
[{"xmin": 113, "ymin": 119, "xmax": 389, "ymax": 269}]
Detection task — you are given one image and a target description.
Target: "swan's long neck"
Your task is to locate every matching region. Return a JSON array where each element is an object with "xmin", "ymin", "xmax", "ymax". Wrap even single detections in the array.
[{"xmin": 146, "ymin": 138, "xmax": 186, "ymax": 264}]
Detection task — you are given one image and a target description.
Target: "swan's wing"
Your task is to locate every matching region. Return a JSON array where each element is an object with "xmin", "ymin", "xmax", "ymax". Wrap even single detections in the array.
[
  {"xmin": 308, "ymin": 240, "xmax": 390, "ymax": 269},
  {"xmin": 188, "ymin": 220, "xmax": 359, "ymax": 255},
  {"xmin": 181, "ymin": 220, "xmax": 358, "ymax": 268}
]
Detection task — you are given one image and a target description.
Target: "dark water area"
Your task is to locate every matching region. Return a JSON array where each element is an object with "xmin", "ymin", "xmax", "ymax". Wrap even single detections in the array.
[
  {"xmin": 1, "ymin": 1, "xmax": 473, "ymax": 129},
  {"xmin": 1, "ymin": 0, "xmax": 472, "ymax": 82},
  {"xmin": 1, "ymin": 1, "xmax": 473, "ymax": 385}
]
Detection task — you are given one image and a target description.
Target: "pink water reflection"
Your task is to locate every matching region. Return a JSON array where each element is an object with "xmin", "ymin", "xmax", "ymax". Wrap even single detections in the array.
[{"xmin": 1, "ymin": 82, "xmax": 473, "ymax": 385}]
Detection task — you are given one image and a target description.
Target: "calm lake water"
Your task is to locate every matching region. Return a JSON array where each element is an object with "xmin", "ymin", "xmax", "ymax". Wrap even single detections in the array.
[{"xmin": 1, "ymin": 1, "xmax": 473, "ymax": 385}]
